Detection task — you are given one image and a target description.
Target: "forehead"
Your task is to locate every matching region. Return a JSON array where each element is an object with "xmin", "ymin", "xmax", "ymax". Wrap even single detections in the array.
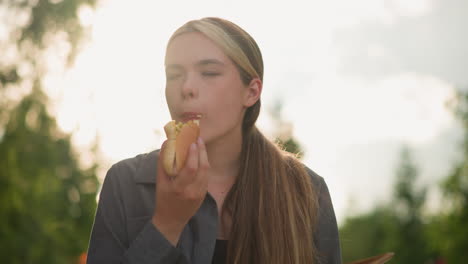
[{"xmin": 165, "ymin": 32, "xmax": 231, "ymax": 66}]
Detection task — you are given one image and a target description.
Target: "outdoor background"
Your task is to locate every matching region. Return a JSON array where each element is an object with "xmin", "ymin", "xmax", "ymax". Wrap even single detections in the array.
[{"xmin": 1, "ymin": 0, "xmax": 467, "ymax": 263}]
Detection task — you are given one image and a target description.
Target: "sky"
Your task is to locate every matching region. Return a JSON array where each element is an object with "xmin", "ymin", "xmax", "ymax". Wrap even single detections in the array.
[{"xmin": 42, "ymin": 0, "xmax": 467, "ymax": 223}]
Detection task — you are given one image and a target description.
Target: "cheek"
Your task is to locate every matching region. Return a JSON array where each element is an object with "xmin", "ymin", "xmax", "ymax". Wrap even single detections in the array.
[
  {"xmin": 201, "ymin": 84, "xmax": 245, "ymax": 137},
  {"xmin": 206, "ymin": 80, "xmax": 245, "ymax": 116},
  {"xmin": 165, "ymin": 86, "xmax": 179, "ymax": 116}
]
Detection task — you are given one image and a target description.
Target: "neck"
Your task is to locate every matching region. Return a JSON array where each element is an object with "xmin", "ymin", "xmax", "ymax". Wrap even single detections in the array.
[{"xmin": 205, "ymin": 126, "xmax": 242, "ymax": 181}]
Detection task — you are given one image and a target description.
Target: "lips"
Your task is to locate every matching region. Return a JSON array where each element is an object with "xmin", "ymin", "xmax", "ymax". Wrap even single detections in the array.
[{"xmin": 181, "ymin": 112, "xmax": 203, "ymax": 122}]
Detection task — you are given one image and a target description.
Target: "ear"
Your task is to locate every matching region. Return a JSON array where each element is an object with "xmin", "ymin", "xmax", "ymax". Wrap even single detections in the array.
[{"xmin": 243, "ymin": 78, "xmax": 262, "ymax": 107}]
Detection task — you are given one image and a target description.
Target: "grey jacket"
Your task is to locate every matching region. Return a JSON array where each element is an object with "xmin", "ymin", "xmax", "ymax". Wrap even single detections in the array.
[{"xmin": 87, "ymin": 150, "xmax": 342, "ymax": 263}]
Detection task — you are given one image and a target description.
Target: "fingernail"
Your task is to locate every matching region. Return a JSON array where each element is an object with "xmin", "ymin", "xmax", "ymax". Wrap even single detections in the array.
[
  {"xmin": 191, "ymin": 143, "xmax": 197, "ymax": 150},
  {"xmin": 197, "ymin": 137, "xmax": 203, "ymax": 145}
]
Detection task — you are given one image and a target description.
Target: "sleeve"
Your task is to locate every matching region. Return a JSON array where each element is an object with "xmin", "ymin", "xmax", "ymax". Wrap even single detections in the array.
[
  {"xmin": 86, "ymin": 165, "xmax": 188, "ymax": 264},
  {"xmin": 314, "ymin": 177, "xmax": 342, "ymax": 264}
]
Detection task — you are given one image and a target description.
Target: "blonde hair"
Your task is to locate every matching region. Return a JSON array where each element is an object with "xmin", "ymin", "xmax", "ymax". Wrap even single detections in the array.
[{"xmin": 167, "ymin": 17, "xmax": 318, "ymax": 264}]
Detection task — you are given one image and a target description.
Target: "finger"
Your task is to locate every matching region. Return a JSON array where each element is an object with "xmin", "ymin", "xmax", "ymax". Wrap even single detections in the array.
[
  {"xmin": 196, "ymin": 137, "xmax": 210, "ymax": 185},
  {"xmin": 157, "ymin": 140, "xmax": 171, "ymax": 185},
  {"xmin": 192, "ymin": 137, "xmax": 210, "ymax": 195},
  {"xmin": 174, "ymin": 142, "xmax": 199, "ymax": 187},
  {"xmin": 197, "ymin": 137, "xmax": 210, "ymax": 169}
]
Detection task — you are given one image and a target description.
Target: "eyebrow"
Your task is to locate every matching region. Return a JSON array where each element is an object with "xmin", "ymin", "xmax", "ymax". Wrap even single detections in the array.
[
  {"xmin": 165, "ymin": 59, "xmax": 225, "ymax": 70},
  {"xmin": 196, "ymin": 59, "xmax": 225, "ymax": 67}
]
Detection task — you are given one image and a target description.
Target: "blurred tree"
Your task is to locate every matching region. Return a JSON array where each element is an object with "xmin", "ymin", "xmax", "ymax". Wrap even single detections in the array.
[
  {"xmin": 427, "ymin": 90, "xmax": 468, "ymax": 263},
  {"xmin": 0, "ymin": 0, "xmax": 100, "ymax": 263},
  {"xmin": 340, "ymin": 90, "xmax": 468, "ymax": 264},
  {"xmin": 340, "ymin": 206, "xmax": 398, "ymax": 262},
  {"xmin": 1, "ymin": 0, "xmax": 97, "ymax": 106},
  {"xmin": 390, "ymin": 147, "xmax": 430, "ymax": 263},
  {"xmin": 0, "ymin": 87, "xmax": 99, "ymax": 263},
  {"xmin": 269, "ymin": 99, "xmax": 304, "ymax": 159},
  {"xmin": 339, "ymin": 147, "xmax": 429, "ymax": 263}
]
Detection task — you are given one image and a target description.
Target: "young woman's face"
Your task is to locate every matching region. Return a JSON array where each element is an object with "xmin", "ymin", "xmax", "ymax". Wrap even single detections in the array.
[{"xmin": 164, "ymin": 32, "xmax": 252, "ymax": 145}]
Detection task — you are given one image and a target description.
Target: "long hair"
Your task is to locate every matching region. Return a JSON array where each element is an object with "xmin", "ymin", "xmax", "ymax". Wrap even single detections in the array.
[{"xmin": 167, "ymin": 17, "xmax": 319, "ymax": 264}]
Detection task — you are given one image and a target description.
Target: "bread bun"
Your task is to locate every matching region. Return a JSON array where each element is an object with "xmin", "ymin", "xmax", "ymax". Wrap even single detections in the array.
[{"xmin": 162, "ymin": 120, "xmax": 200, "ymax": 176}]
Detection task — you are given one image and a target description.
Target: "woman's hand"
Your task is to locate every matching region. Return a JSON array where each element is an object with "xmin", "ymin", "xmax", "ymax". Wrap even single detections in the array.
[{"xmin": 152, "ymin": 137, "xmax": 210, "ymax": 246}]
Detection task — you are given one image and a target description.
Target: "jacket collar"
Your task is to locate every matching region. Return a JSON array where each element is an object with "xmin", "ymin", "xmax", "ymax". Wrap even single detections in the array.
[{"xmin": 134, "ymin": 149, "xmax": 160, "ymax": 184}]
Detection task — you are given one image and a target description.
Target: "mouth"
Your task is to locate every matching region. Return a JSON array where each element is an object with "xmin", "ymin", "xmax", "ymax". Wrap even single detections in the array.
[{"xmin": 180, "ymin": 112, "xmax": 203, "ymax": 123}]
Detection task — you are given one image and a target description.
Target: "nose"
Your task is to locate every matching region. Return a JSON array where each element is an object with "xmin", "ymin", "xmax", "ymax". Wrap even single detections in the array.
[{"xmin": 181, "ymin": 72, "xmax": 198, "ymax": 100}]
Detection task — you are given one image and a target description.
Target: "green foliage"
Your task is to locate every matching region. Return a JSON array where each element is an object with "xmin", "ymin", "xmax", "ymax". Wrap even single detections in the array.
[
  {"xmin": 0, "ymin": 88, "xmax": 99, "ymax": 263},
  {"xmin": 3, "ymin": 0, "xmax": 97, "ymax": 67},
  {"xmin": 340, "ymin": 207, "xmax": 398, "ymax": 262},
  {"xmin": 0, "ymin": 0, "xmax": 100, "ymax": 263},
  {"xmin": 340, "ymin": 90, "xmax": 468, "ymax": 263},
  {"xmin": 1, "ymin": 0, "xmax": 97, "ymax": 95},
  {"xmin": 340, "ymin": 148, "xmax": 430, "ymax": 263},
  {"xmin": 394, "ymin": 148, "xmax": 426, "ymax": 221},
  {"xmin": 390, "ymin": 148, "xmax": 430, "ymax": 263},
  {"xmin": 270, "ymin": 99, "xmax": 304, "ymax": 159},
  {"xmin": 275, "ymin": 137, "xmax": 304, "ymax": 159},
  {"xmin": 427, "ymin": 91, "xmax": 468, "ymax": 263}
]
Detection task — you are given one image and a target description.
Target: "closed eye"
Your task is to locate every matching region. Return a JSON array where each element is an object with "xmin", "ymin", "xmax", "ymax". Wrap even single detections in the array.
[
  {"xmin": 166, "ymin": 73, "xmax": 182, "ymax": 80},
  {"xmin": 202, "ymin": 72, "xmax": 220, "ymax": 77}
]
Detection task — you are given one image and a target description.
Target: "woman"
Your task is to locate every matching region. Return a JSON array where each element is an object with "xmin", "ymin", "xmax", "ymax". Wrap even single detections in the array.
[{"xmin": 87, "ymin": 17, "xmax": 341, "ymax": 264}]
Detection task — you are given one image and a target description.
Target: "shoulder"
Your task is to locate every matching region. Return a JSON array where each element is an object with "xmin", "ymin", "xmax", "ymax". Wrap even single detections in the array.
[
  {"xmin": 303, "ymin": 165, "xmax": 335, "ymax": 209},
  {"xmin": 282, "ymin": 154, "xmax": 324, "ymax": 189},
  {"xmin": 303, "ymin": 165, "xmax": 326, "ymax": 194},
  {"xmin": 104, "ymin": 150, "xmax": 159, "ymax": 185},
  {"xmin": 303, "ymin": 164, "xmax": 328, "ymax": 198},
  {"xmin": 283, "ymin": 154, "xmax": 327, "ymax": 196},
  {"xmin": 303, "ymin": 166, "xmax": 342, "ymax": 263}
]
